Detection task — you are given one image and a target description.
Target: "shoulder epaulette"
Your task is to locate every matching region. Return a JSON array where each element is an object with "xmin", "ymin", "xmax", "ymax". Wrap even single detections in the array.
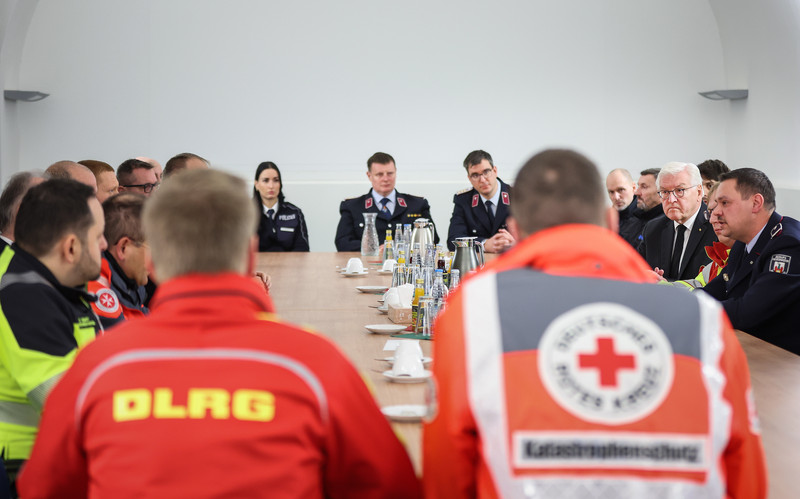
[{"xmin": 456, "ymin": 187, "xmax": 472, "ymax": 195}]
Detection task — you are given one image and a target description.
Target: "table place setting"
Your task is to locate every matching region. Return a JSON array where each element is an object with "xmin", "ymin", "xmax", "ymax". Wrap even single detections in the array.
[{"xmin": 380, "ymin": 339, "xmax": 431, "ymax": 383}]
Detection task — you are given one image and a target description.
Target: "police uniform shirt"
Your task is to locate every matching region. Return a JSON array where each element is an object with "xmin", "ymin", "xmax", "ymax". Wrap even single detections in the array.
[{"xmin": 256, "ymin": 200, "xmax": 310, "ymax": 252}]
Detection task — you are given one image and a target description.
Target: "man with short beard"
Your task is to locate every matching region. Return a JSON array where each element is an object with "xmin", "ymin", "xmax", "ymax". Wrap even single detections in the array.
[{"xmin": 0, "ymin": 179, "xmax": 106, "ymax": 493}]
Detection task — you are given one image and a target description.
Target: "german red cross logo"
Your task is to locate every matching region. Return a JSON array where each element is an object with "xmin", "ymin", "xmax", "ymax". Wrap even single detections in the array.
[
  {"xmin": 538, "ymin": 303, "xmax": 675, "ymax": 425},
  {"xmin": 578, "ymin": 337, "xmax": 636, "ymax": 387},
  {"xmin": 397, "ymin": 197, "xmax": 407, "ymax": 208}
]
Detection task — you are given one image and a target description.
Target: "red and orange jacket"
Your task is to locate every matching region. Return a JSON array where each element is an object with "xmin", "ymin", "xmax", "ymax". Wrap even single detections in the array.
[
  {"xmin": 20, "ymin": 273, "xmax": 420, "ymax": 499},
  {"xmin": 423, "ymin": 224, "xmax": 766, "ymax": 499}
]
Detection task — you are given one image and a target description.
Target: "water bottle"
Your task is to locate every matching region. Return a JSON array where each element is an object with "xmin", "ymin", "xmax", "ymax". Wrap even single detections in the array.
[{"xmin": 431, "ymin": 269, "xmax": 449, "ymax": 308}]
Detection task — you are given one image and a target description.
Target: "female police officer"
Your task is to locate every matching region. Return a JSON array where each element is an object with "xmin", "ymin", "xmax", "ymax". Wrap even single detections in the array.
[{"xmin": 253, "ymin": 162, "xmax": 310, "ymax": 251}]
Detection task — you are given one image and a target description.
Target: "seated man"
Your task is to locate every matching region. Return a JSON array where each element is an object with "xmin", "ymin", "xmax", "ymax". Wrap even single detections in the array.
[
  {"xmin": 88, "ymin": 193, "xmax": 150, "ymax": 329},
  {"xmin": 163, "ymin": 152, "xmax": 210, "ymax": 179},
  {"xmin": 606, "ymin": 168, "xmax": 641, "ymax": 248},
  {"xmin": 704, "ymin": 168, "xmax": 800, "ymax": 354},
  {"xmin": 79, "ymin": 160, "xmax": 119, "ymax": 203},
  {"xmin": 0, "ymin": 179, "xmax": 105, "ymax": 491},
  {"xmin": 19, "ymin": 169, "xmax": 421, "ymax": 498},
  {"xmin": 335, "ymin": 152, "xmax": 438, "ymax": 251},
  {"xmin": 117, "ymin": 159, "xmax": 159, "ymax": 197},
  {"xmin": 447, "ymin": 150, "xmax": 514, "ymax": 253},
  {"xmin": 0, "ymin": 171, "xmax": 46, "ymax": 248},
  {"xmin": 423, "ymin": 148, "xmax": 766, "ymax": 498},
  {"xmin": 44, "ymin": 160, "xmax": 97, "ymax": 192},
  {"xmin": 639, "ymin": 162, "xmax": 717, "ymax": 280}
]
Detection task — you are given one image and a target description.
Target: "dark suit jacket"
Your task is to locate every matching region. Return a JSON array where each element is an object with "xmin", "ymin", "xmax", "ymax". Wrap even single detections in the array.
[
  {"xmin": 703, "ymin": 211, "xmax": 800, "ymax": 354},
  {"xmin": 445, "ymin": 179, "xmax": 511, "ymax": 250},
  {"xmin": 638, "ymin": 202, "xmax": 717, "ymax": 280},
  {"xmin": 334, "ymin": 189, "xmax": 438, "ymax": 251}
]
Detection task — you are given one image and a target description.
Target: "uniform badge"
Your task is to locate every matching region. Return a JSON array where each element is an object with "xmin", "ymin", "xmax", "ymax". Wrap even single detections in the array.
[
  {"xmin": 471, "ymin": 194, "xmax": 479, "ymax": 207},
  {"xmin": 365, "ymin": 198, "xmax": 373, "ymax": 209},
  {"xmin": 397, "ymin": 197, "xmax": 407, "ymax": 208},
  {"xmin": 95, "ymin": 288, "xmax": 120, "ymax": 315},
  {"xmin": 769, "ymin": 254, "xmax": 791, "ymax": 273},
  {"xmin": 501, "ymin": 191, "xmax": 510, "ymax": 205},
  {"xmin": 538, "ymin": 303, "xmax": 675, "ymax": 425}
]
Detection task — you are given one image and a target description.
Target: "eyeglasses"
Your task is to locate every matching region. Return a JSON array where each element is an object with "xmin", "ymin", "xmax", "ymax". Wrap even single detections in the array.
[
  {"xmin": 469, "ymin": 168, "xmax": 494, "ymax": 182},
  {"xmin": 122, "ymin": 182, "xmax": 160, "ymax": 193},
  {"xmin": 658, "ymin": 184, "xmax": 699, "ymax": 200}
]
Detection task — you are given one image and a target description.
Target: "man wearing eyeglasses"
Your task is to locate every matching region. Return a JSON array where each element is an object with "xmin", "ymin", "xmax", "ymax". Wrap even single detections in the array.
[
  {"xmin": 638, "ymin": 162, "xmax": 717, "ymax": 280},
  {"xmin": 117, "ymin": 158, "xmax": 159, "ymax": 197},
  {"xmin": 446, "ymin": 150, "xmax": 514, "ymax": 252}
]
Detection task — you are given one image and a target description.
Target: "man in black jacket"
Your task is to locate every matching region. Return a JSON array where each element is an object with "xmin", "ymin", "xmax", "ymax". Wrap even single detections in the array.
[
  {"xmin": 639, "ymin": 162, "xmax": 717, "ymax": 280},
  {"xmin": 335, "ymin": 152, "xmax": 438, "ymax": 251}
]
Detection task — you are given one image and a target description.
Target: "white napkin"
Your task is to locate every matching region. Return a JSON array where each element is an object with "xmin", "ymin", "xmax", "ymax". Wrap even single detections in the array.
[{"xmin": 384, "ymin": 283, "xmax": 414, "ymax": 308}]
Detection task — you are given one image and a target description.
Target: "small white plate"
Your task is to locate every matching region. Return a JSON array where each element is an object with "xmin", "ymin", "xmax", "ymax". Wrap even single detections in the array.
[
  {"xmin": 356, "ymin": 285, "xmax": 390, "ymax": 294},
  {"xmin": 364, "ymin": 324, "xmax": 408, "ymax": 334},
  {"xmin": 378, "ymin": 356, "xmax": 432, "ymax": 365},
  {"xmin": 341, "ymin": 270, "xmax": 368, "ymax": 277},
  {"xmin": 377, "ymin": 305, "xmax": 388, "ymax": 314},
  {"xmin": 381, "ymin": 404, "xmax": 427, "ymax": 422},
  {"xmin": 377, "ymin": 269, "xmax": 394, "ymax": 275},
  {"xmin": 382, "ymin": 370, "xmax": 432, "ymax": 383}
]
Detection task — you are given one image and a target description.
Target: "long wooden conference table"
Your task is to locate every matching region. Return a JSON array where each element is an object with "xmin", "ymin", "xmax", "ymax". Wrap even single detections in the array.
[{"xmin": 257, "ymin": 252, "xmax": 800, "ymax": 498}]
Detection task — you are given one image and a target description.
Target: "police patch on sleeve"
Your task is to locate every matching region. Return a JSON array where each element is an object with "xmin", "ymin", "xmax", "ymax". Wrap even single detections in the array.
[
  {"xmin": 769, "ymin": 254, "xmax": 791, "ymax": 273},
  {"xmin": 94, "ymin": 288, "xmax": 121, "ymax": 315},
  {"xmin": 537, "ymin": 303, "xmax": 675, "ymax": 425}
]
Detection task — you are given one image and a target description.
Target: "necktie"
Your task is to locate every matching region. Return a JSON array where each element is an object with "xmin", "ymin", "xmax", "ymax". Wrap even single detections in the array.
[
  {"xmin": 669, "ymin": 224, "xmax": 686, "ymax": 279},
  {"xmin": 380, "ymin": 198, "xmax": 391, "ymax": 219},
  {"xmin": 267, "ymin": 208, "xmax": 275, "ymax": 220},
  {"xmin": 485, "ymin": 200, "xmax": 495, "ymax": 227}
]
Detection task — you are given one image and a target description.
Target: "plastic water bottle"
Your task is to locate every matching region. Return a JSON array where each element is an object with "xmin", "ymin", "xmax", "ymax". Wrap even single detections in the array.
[{"xmin": 431, "ymin": 269, "xmax": 449, "ymax": 308}]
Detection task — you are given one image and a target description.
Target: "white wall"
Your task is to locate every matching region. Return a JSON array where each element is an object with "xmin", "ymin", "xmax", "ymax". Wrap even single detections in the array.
[{"xmin": 5, "ymin": 0, "xmax": 782, "ymax": 250}]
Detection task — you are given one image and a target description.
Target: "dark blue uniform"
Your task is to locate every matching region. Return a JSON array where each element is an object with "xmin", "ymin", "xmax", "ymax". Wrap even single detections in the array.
[
  {"xmin": 703, "ymin": 211, "xmax": 800, "ymax": 354},
  {"xmin": 257, "ymin": 201, "xmax": 310, "ymax": 252},
  {"xmin": 638, "ymin": 202, "xmax": 717, "ymax": 280},
  {"xmin": 445, "ymin": 179, "xmax": 511, "ymax": 251},
  {"xmin": 335, "ymin": 189, "xmax": 438, "ymax": 251}
]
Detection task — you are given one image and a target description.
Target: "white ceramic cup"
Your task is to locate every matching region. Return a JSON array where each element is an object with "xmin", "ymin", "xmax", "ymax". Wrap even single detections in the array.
[
  {"xmin": 345, "ymin": 257, "xmax": 364, "ymax": 273},
  {"xmin": 394, "ymin": 340, "xmax": 423, "ymax": 360},
  {"xmin": 382, "ymin": 259, "xmax": 397, "ymax": 272},
  {"xmin": 392, "ymin": 355, "xmax": 425, "ymax": 377}
]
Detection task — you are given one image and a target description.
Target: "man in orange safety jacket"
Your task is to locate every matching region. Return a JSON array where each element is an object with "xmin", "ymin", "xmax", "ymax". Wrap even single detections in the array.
[{"xmin": 423, "ymin": 149, "xmax": 766, "ymax": 499}]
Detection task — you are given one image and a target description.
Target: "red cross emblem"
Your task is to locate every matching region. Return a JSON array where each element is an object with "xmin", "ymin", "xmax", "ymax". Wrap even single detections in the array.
[{"xmin": 578, "ymin": 337, "xmax": 636, "ymax": 387}]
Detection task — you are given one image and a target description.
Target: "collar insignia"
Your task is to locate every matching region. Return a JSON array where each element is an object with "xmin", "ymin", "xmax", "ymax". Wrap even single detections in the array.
[
  {"xmin": 397, "ymin": 197, "xmax": 407, "ymax": 208},
  {"xmin": 365, "ymin": 198, "xmax": 373, "ymax": 209},
  {"xmin": 472, "ymin": 194, "xmax": 479, "ymax": 207}
]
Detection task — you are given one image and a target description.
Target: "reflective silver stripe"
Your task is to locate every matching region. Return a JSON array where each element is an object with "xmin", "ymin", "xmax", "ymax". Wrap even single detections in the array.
[
  {"xmin": 75, "ymin": 348, "xmax": 329, "ymax": 430},
  {"xmin": 697, "ymin": 291, "xmax": 729, "ymax": 497},
  {"xmin": 462, "ymin": 271, "xmax": 729, "ymax": 498},
  {"xmin": 0, "ymin": 400, "xmax": 40, "ymax": 427},
  {"xmin": 27, "ymin": 373, "xmax": 64, "ymax": 411},
  {"xmin": 0, "ymin": 270, "xmax": 51, "ymax": 291}
]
